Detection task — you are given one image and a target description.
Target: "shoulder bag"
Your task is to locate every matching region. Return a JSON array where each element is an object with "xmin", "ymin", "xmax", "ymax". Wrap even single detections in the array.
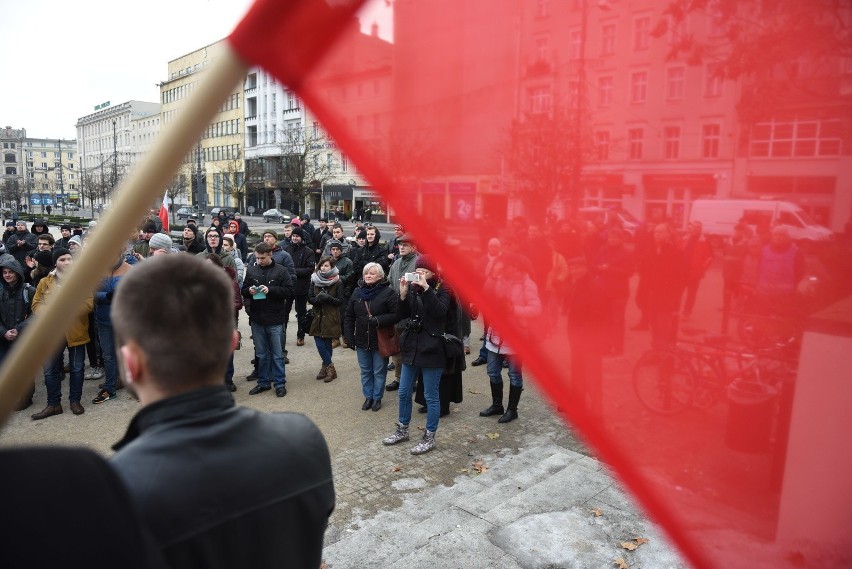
[{"xmin": 366, "ymin": 301, "xmax": 400, "ymax": 357}]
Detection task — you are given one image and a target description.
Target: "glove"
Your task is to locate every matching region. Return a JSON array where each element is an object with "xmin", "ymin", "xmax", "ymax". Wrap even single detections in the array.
[{"xmin": 368, "ymin": 316, "xmax": 379, "ymax": 326}]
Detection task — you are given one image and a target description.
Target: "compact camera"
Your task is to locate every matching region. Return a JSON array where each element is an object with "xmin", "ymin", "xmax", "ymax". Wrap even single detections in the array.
[{"xmin": 404, "ymin": 272, "xmax": 419, "ymax": 282}]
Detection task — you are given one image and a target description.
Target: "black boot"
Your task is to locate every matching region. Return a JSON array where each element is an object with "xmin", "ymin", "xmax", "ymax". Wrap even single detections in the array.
[
  {"xmin": 499, "ymin": 385, "xmax": 522, "ymax": 423},
  {"xmin": 480, "ymin": 383, "xmax": 504, "ymax": 417}
]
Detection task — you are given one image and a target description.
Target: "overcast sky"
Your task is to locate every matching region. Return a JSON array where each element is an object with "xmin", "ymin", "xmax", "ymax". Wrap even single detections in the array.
[{"xmin": 0, "ymin": 0, "xmax": 392, "ymax": 141}]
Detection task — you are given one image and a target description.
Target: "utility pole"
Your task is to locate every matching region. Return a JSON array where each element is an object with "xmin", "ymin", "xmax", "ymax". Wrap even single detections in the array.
[
  {"xmin": 58, "ymin": 138, "xmax": 65, "ymax": 214},
  {"xmin": 571, "ymin": 0, "xmax": 589, "ymax": 214},
  {"xmin": 195, "ymin": 141, "xmax": 207, "ymax": 211},
  {"xmin": 112, "ymin": 119, "xmax": 118, "ymax": 194}
]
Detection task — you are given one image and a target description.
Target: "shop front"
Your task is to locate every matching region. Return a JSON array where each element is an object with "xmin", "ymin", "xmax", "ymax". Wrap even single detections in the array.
[{"xmin": 642, "ymin": 173, "xmax": 717, "ymax": 229}]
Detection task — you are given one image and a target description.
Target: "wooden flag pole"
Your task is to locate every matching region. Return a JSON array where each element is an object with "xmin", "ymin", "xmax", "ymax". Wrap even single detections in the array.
[{"xmin": 0, "ymin": 47, "xmax": 248, "ymax": 430}]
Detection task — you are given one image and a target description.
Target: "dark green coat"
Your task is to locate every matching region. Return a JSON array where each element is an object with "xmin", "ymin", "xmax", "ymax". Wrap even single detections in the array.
[{"xmin": 308, "ymin": 280, "xmax": 343, "ymax": 338}]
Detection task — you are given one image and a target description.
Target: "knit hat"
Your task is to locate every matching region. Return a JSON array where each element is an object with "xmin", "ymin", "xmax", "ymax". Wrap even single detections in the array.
[
  {"xmin": 328, "ymin": 240, "xmax": 343, "ymax": 250},
  {"xmin": 291, "ymin": 227, "xmax": 306, "ymax": 240},
  {"xmin": 35, "ymin": 250, "xmax": 54, "ymax": 268},
  {"xmin": 52, "ymin": 247, "xmax": 72, "ymax": 264},
  {"xmin": 142, "ymin": 222, "xmax": 157, "ymax": 233},
  {"xmin": 415, "ymin": 255, "xmax": 437, "ymax": 274},
  {"xmin": 262, "ymin": 230, "xmax": 278, "ymax": 240},
  {"xmin": 356, "ymin": 229, "xmax": 367, "ymax": 240},
  {"xmin": 290, "ymin": 218, "xmax": 302, "ymax": 227},
  {"xmin": 148, "ymin": 233, "xmax": 173, "ymax": 251},
  {"xmin": 68, "ymin": 235, "xmax": 83, "ymax": 248},
  {"xmin": 4, "ymin": 221, "xmax": 13, "ymax": 227}
]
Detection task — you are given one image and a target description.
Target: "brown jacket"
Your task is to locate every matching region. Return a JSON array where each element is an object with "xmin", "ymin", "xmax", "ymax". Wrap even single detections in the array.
[{"xmin": 31, "ymin": 272, "xmax": 93, "ymax": 347}]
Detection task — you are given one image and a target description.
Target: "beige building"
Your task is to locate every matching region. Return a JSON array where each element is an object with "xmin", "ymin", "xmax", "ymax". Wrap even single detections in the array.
[
  {"xmin": 160, "ymin": 40, "xmax": 244, "ymax": 210},
  {"xmin": 1, "ymin": 127, "xmax": 80, "ymax": 212}
]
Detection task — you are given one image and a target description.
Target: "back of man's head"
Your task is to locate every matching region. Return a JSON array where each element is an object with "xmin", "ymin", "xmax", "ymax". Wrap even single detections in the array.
[{"xmin": 112, "ymin": 255, "xmax": 233, "ymax": 392}]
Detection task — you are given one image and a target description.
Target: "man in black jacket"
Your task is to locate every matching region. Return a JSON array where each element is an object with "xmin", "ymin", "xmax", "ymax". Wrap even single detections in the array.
[
  {"xmin": 242, "ymin": 242, "xmax": 295, "ymax": 396},
  {"xmin": 283, "ymin": 227, "xmax": 316, "ymax": 346},
  {"xmin": 110, "ymin": 254, "xmax": 332, "ymax": 568}
]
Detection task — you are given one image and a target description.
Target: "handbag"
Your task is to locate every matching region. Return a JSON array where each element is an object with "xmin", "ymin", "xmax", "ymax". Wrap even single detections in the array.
[
  {"xmin": 300, "ymin": 308, "xmax": 315, "ymax": 330},
  {"xmin": 366, "ymin": 302, "xmax": 400, "ymax": 357},
  {"xmin": 432, "ymin": 332, "xmax": 465, "ymax": 360}
]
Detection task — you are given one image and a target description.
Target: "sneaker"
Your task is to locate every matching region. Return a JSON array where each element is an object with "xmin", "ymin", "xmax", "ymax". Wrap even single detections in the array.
[
  {"xmin": 84, "ymin": 367, "xmax": 97, "ymax": 380},
  {"xmin": 92, "ymin": 390, "xmax": 116, "ymax": 404},
  {"xmin": 410, "ymin": 430, "xmax": 436, "ymax": 455},
  {"xmin": 382, "ymin": 422, "xmax": 409, "ymax": 445},
  {"xmin": 91, "ymin": 367, "xmax": 104, "ymax": 380}
]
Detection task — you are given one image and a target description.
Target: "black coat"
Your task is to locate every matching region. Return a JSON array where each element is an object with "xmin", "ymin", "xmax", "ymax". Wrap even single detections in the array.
[
  {"xmin": 397, "ymin": 281, "xmax": 450, "ymax": 368},
  {"xmin": 286, "ymin": 242, "xmax": 316, "ymax": 296},
  {"xmin": 112, "ymin": 387, "xmax": 334, "ymax": 569},
  {"xmin": 344, "ymin": 281, "xmax": 399, "ymax": 350},
  {"xmin": 241, "ymin": 260, "xmax": 294, "ymax": 326}
]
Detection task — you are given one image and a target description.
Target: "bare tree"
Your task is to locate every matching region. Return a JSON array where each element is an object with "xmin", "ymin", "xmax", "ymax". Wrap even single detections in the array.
[
  {"xmin": 217, "ymin": 158, "xmax": 247, "ymax": 213},
  {"xmin": 504, "ymin": 104, "xmax": 595, "ymax": 218},
  {"xmin": 275, "ymin": 124, "xmax": 339, "ymax": 213},
  {"xmin": 1, "ymin": 179, "xmax": 26, "ymax": 212},
  {"xmin": 163, "ymin": 165, "xmax": 190, "ymax": 225}
]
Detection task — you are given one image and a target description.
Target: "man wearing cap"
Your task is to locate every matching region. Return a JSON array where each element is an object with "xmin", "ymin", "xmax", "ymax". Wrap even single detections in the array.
[
  {"xmin": 132, "ymin": 222, "xmax": 158, "ymax": 259},
  {"xmin": 385, "ymin": 234, "xmax": 419, "ymax": 390},
  {"xmin": 148, "ymin": 233, "xmax": 174, "ymax": 256},
  {"xmin": 56, "ymin": 224, "xmax": 73, "ymax": 249},
  {"xmin": 386, "ymin": 224, "xmax": 405, "ymax": 263},
  {"xmin": 111, "ymin": 254, "xmax": 332, "ymax": 567}
]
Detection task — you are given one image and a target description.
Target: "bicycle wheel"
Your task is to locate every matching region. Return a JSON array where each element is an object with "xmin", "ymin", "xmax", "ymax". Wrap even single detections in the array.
[
  {"xmin": 633, "ymin": 349, "xmax": 695, "ymax": 415},
  {"xmin": 690, "ymin": 354, "xmax": 725, "ymax": 410}
]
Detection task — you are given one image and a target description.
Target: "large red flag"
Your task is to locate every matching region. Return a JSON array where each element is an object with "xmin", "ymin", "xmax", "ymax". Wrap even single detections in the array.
[{"xmin": 229, "ymin": 2, "xmax": 852, "ymax": 568}]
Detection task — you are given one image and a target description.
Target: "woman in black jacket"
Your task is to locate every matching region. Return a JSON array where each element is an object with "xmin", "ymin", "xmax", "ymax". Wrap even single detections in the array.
[
  {"xmin": 344, "ymin": 262, "xmax": 399, "ymax": 412},
  {"xmin": 382, "ymin": 256, "xmax": 449, "ymax": 455}
]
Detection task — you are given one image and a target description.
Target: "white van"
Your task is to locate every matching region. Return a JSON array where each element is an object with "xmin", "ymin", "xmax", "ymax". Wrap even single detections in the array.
[
  {"xmin": 577, "ymin": 207, "xmax": 641, "ymax": 236},
  {"xmin": 689, "ymin": 199, "xmax": 832, "ymax": 243}
]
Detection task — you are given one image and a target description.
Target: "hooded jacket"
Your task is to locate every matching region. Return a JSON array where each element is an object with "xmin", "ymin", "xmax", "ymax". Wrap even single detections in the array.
[
  {"xmin": 30, "ymin": 219, "xmax": 50, "ymax": 236},
  {"xmin": 352, "ymin": 228, "xmax": 389, "ymax": 276},
  {"xmin": 0, "ymin": 255, "xmax": 34, "ymax": 339},
  {"xmin": 196, "ymin": 228, "xmax": 236, "ymax": 270}
]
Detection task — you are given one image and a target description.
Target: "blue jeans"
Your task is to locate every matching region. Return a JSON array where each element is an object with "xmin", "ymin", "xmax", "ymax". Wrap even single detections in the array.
[
  {"xmin": 95, "ymin": 319, "xmax": 118, "ymax": 394},
  {"xmin": 250, "ymin": 322, "xmax": 285, "ymax": 388},
  {"xmin": 225, "ymin": 352, "xmax": 235, "ymax": 384},
  {"xmin": 357, "ymin": 347, "xmax": 388, "ymax": 400},
  {"xmin": 399, "ymin": 363, "xmax": 442, "ymax": 432},
  {"xmin": 487, "ymin": 350, "xmax": 523, "ymax": 387},
  {"xmin": 314, "ymin": 336, "xmax": 333, "ymax": 366},
  {"xmin": 44, "ymin": 344, "xmax": 85, "ymax": 406},
  {"xmin": 478, "ymin": 337, "xmax": 489, "ymax": 361}
]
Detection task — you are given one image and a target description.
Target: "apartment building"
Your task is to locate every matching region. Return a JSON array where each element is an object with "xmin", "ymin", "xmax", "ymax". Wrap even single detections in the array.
[{"xmin": 160, "ymin": 40, "xmax": 244, "ymax": 210}]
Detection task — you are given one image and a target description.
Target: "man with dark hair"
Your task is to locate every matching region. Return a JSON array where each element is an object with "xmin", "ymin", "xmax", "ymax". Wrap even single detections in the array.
[
  {"xmin": 110, "ymin": 254, "xmax": 332, "ymax": 568},
  {"xmin": 283, "ymin": 228, "xmax": 316, "ymax": 347},
  {"xmin": 242, "ymin": 242, "xmax": 295, "ymax": 396},
  {"xmin": 56, "ymin": 224, "xmax": 73, "ymax": 249}
]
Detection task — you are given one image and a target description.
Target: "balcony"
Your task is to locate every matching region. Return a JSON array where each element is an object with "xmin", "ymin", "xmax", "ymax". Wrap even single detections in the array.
[
  {"xmin": 283, "ymin": 106, "xmax": 301, "ymax": 116},
  {"xmin": 245, "ymin": 115, "xmax": 258, "ymax": 126},
  {"xmin": 245, "ymin": 86, "xmax": 257, "ymax": 96}
]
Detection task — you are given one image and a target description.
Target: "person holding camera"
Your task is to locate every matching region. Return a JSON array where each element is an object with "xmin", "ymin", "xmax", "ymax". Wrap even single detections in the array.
[{"xmin": 383, "ymin": 256, "xmax": 450, "ymax": 455}]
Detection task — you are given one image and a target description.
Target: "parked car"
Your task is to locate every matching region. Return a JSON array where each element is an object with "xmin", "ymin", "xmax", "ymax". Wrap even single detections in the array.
[
  {"xmin": 262, "ymin": 208, "xmax": 294, "ymax": 224},
  {"xmin": 689, "ymin": 199, "xmax": 832, "ymax": 244},
  {"xmin": 210, "ymin": 207, "xmax": 234, "ymax": 220},
  {"xmin": 177, "ymin": 207, "xmax": 205, "ymax": 221},
  {"xmin": 577, "ymin": 206, "xmax": 642, "ymax": 236}
]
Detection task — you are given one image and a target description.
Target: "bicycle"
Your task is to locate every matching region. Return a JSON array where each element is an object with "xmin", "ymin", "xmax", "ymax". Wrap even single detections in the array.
[{"xmin": 632, "ymin": 333, "xmax": 797, "ymax": 415}]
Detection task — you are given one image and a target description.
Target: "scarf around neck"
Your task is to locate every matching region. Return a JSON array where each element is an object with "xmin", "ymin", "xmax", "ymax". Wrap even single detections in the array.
[{"xmin": 311, "ymin": 266, "xmax": 340, "ymax": 288}]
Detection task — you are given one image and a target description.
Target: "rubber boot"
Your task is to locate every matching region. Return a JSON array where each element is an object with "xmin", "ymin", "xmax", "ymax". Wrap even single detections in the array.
[
  {"xmin": 479, "ymin": 383, "xmax": 504, "ymax": 417},
  {"xmin": 498, "ymin": 385, "xmax": 522, "ymax": 423},
  {"xmin": 324, "ymin": 364, "xmax": 337, "ymax": 383},
  {"xmin": 316, "ymin": 364, "xmax": 328, "ymax": 380}
]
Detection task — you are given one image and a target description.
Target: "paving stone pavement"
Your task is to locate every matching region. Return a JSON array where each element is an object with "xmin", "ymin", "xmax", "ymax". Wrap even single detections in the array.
[{"xmin": 1, "ymin": 310, "xmax": 690, "ymax": 568}]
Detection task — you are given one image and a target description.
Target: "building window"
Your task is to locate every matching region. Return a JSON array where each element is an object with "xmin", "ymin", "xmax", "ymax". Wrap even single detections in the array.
[
  {"xmin": 534, "ymin": 36, "xmax": 549, "ymax": 62},
  {"xmin": 5, "ymin": 167, "xmax": 16, "ymax": 175},
  {"xmin": 3, "ymin": 153, "xmax": 15, "ymax": 163},
  {"xmin": 569, "ymin": 29, "xmax": 582, "ymax": 59},
  {"xmin": 633, "ymin": 16, "xmax": 651, "ymax": 51},
  {"xmin": 594, "ymin": 131, "xmax": 610, "ymax": 161},
  {"xmin": 705, "ymin": 64, "xmax": 724, "ymax": 97},
  {"xmin": 528, "ymin": 86, "xmax": 552, "ymax": 114},
  {"xmin": 664, "ymin": 126, "xmax": 681, "ymax": 159},
  {"xmin": 630, "ymin": 71, "xmax": 648, "ymax": 104},
  {"xmin": 702, "ymin": 124, "xmax": 721, "ymax": 158},
  {"xmin": 666, "ymin": 67, "xmax": 685, "ymax": 100},
  {"xmin": 341, "ymin": 153, "xmax": 348, "ymax": 173},
  {"xmin": 598, "ymin": 76, "xmax": 613, "ymax": 106},
  {"xmin": 628, "ymin": 128, "xmax": 643, "ymax": 160},
  {"xmin": 749, "ymin": 119, "xmax": 842, "ymax": 158},
  {"xmin": 601, "ymin": 24, "xmax": 616, "ymax": 55}
]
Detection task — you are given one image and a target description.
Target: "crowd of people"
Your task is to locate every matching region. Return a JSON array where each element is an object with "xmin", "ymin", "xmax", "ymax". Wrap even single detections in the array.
[{"xmin": 1, "ymin": 209, "xmax": 836, "ymax": 440}]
